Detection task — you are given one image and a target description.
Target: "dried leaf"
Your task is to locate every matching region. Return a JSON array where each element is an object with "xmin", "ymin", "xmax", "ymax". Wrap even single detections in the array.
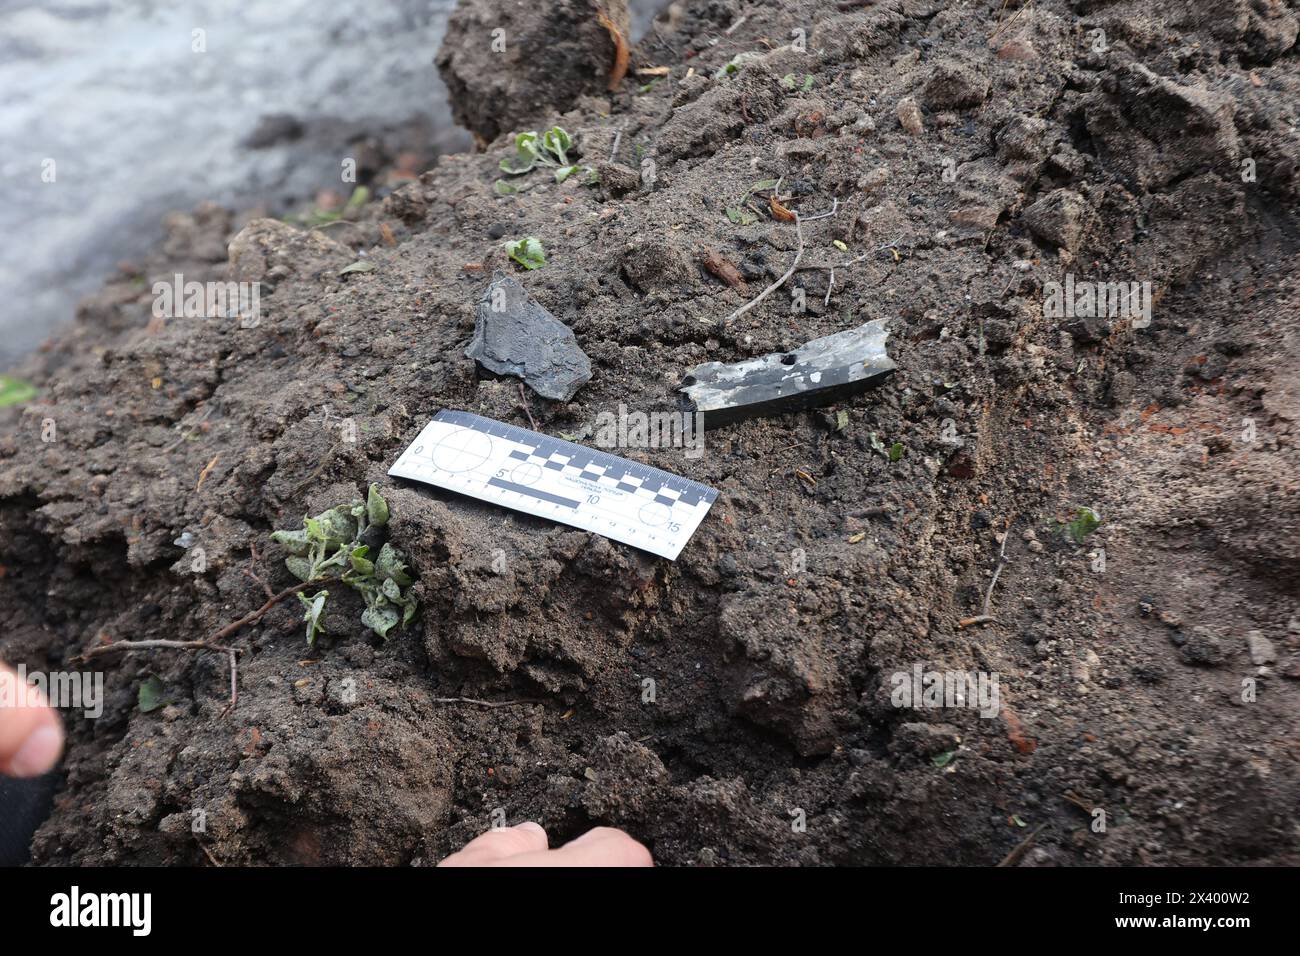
[
  {"xmin": 769, "ymin": 195, "xmax": 796, "ymax": 222},
  {"xmin": 700, "ymin": 248, "xmax": 748, "ymax": 293}
]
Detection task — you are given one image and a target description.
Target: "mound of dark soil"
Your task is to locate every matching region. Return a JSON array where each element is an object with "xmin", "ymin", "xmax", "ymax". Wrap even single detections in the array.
[{"xmin": 2, "ymin": 0, "xmax": 1297, "ymax": 865}]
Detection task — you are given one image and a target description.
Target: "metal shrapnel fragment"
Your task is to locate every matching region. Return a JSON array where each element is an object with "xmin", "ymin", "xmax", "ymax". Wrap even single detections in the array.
[
  {"xmin": 678, "ymin": 319, "xmax": 895, "ymax": 427},
  {"xmin": 465, "ymin": 274, "xmax": 592, "ymax": 402}
]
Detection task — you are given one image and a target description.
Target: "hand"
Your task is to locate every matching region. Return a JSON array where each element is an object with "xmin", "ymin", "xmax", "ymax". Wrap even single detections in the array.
[
  {"xmin": 0, "ymin": 663, "xmax": 64, "ymax": 777},
  {"xmin": 438, "ymin": 823, "xmax": 652, "ymax": 867}
]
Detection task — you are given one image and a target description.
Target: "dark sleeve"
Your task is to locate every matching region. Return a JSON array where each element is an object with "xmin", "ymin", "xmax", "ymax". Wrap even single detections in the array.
[{"xmin": 0, "ymin": 774, "xmax": 56, "ymax": 866}]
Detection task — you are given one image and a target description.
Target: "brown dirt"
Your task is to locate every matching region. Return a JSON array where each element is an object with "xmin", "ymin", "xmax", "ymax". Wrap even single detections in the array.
[{"xmin": 2, "ymin": 0, "xmax": 1298, "ymax": 866}]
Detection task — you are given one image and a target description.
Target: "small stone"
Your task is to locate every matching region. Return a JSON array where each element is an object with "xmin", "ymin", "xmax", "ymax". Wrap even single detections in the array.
[
  {"xmin": 858, "ymin": 166, "xmax": 890, "ymax": 192},
  {"xmin": 896, "ymin": 97, "xmax": 924, "ymax": 135},
  {"xmin": 922, "ymin": 65, "xmax": 990, "ymax": 110},
  {"xmin": 1021, "ymin": 188, "xmax": 1090, "ymax": 252},
  {"xmin": 1245, "ymin": 630, "xmax": 1277, "ymax": 665},
  {"xmin": 996, "ymin": 38, "xmax": 1037, "ymax": 61},
  {"xmin": 466, "ymin": 274, "xmax": 592, "ymax": 402},
  {"xmin": 594, "ymin": 161, "xmax": 640, "ymax": 196},
  {"xmin": 1180, "ymin": 626, "xmax": 1225, "ymax": 666}
]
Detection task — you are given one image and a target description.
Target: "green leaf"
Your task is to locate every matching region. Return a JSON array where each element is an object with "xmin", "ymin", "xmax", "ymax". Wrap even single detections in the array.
[
  {"xmin": 715, "ymin": 52, "xmax": 763, "ymax": 78},
  {"xmin": 402, "ymin": 599, "xmax": 419, "ymax": 627},
  {"xmin": 285, "ymin": 555, "xmax": 315, "ymax": 582},
  {"xmin": 366, "ymin": 483, "xmax": 389, "ymax": 528},
  {"xmin": 725, "ymin": 206, "xmax": 758, "ymax": 226},
  {"xmin": 1067, "ymin": 507, "xmax": 1101, "ymax": 543},
  {"xmin": 339, "ymin": 260, "xmax": 376, "ymax": 275},
  {"xmin": 748, "ymin": 178, "xmax": 780, "ymax": 192},
  {"xmin": 889, "ymin": 441, "xmax": 904, "ymax": 462},
  {"xmin": 802, "ymin": 75, "xmax": 815, "ymax": 92},
  {"xmin": 0, "ymin": 374, "xmax": 37, "ymax": 408},
  {"xmin": 138, "ymin": 676, "xmax": 166, "ymax": 713},
  {"xmin": 380, "ymin": 578, "xmax": 402, "ymax": 602},
  {"xmin": 313, "ymin": 506, "xmax": 358, "ymax": 547},
  {"xmin": 500, "ymin": 131, "xmax": 540, "ymax": 174},
  {"xmin": 932, "ymin": 749, "xmax": 956, "ymax": 768},
  {"xmin": 541, "ymin": 127, "xmax": 572, "ymax": 165},
  {"xmin": 349, "ymin": 546, "xmax": 375, "ymax": 577},
  {"xmin": 344, "ymin": 185, "xmax": 370, "ymax": 212},
  {"xmin": 299, "ymin": 590, "xmax": 329, "ymax": 645},
  {"xmin": 554, "ymin": 164, "xmax": 579, "ymax": 183},
  {"xmin": 835, "ymin": 410, "xmax": 849, "ymax": 432},
  {"xmin": 271, "ymin": 528, "xmax": 312, "ymax": 556},
  {"xmin": 376, "ymin": 543, "xmax": 413, "ymax": 586},
  {"xmin": 493, "ymin": 179, "xmax": 518, "ymax": 195},
  {"xmin": 505, "ymin": 237, "xmax": 545, "ymax": 270},
  {"xmin": 361, "ymin": 604, "xmax": 400, "ymax": 639}
]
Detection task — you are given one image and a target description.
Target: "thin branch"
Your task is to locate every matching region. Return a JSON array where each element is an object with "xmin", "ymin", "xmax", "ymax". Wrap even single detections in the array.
[
  {"xmin": 222, "ymin": 648, "xmax": 238, "ymax": 715},
  {"xmin": 429, "ymin": 697, "xmax": 541, "ymax": 709},
  {"xmin": 723, "ymin": 199, "xmax": 840, "ymax": 324},
  {"xmin": 82, "ymin": 638, "xmax": 244, "ymax": 659},
  {"xmin": 996, "ymin": 823, "xmax": 1046, "ymax": 867},
  {"xmin": 517, "ymin": 382, "xmax": 538, "ymax": 431},
  {"xmin": 724, "ymin": 15, "xmax": 748, "ymax": 35},
  {"xmin": 983, "ymin": 519, "xmax": 1014, "ymax": 617},
  {"xmin": 208, "ymin": 580, "xmax": 323, "ymax": 643}
]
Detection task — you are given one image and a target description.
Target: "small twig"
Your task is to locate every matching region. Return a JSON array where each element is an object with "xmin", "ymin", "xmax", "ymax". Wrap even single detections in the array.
[
  {"xmin": 82, "ymin": 639, "xmax": 245, "ymax": 659},
  {"xmin": 208, "ymin": 580, "xmax": 323, "ymax": 643},
  {"xmin": 518, "ymin": 382, "xmax": 538, "ymax": 431},
  {"xmin": 609, "ymin": 126, "xmax": 624, "ymax": 162},
  {"xmin": 220, "ymin": 649, "xmax": 238, "ymax": 716},
  {"xmin": 243, "ymin": 543, "xmax": 276, "ymax": 599},
  {"xmin": 162, "ymin": 406, "xmax": 214, "ymax": 453},
  {"xmin": 982, "ymin": 519, "xmax": 1014, "ymax": 617},
  {"xmin": 429, "ymin": 697, "xmax": 540, "ymax": 709},
  {"xmin": 198, "ymin": 842, "xmax": 223, "ymax": 867},
  {"xmin": 195, "ymin": 454, "xmax": 220, "ymax": 492},
  {"xmin": 723, "ymin": 199, "xmax": 839, "ymax": 324},
  {"xmin": 288, "ymin": 441, "xmax": 342, "ymax": 499},
  {"xmin": 996, "ymin": 823, "xmax": 1046, "ymax": 867},
  {"xmin": 724, "ymin": 14, "xmax": 748, "ymax": 35},
  {"xmin": 824, "ymin": 267, "xmax": 835, "ymax": 306},
  {"xmin": 957, "ymin": 614, "xmax": 997, "ymax": 629}
]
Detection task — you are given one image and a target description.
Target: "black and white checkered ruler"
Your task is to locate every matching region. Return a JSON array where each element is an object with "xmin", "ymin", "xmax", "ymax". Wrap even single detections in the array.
[{"xmin": 388, "ymin": 410, "xmax": 718, "ymax": 560}]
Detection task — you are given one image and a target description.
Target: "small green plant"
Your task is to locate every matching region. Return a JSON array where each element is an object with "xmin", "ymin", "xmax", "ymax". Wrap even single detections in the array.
[
  {"xmin": 868, "ymin": 433, "xmax": 904, "ymax": 462},
  {"xmin": 1065, "ymin": 507, "xmax": 1101, "ymax": 543},
  {"xmin": 715, "ymin": 51, "xmax": 763, "ymax": 79},
  {"xmin": 0, "ymin": 374, "xmax": 37, "ymax": 408},
  {"xmin": 505, "ymin": 236, "xmax": 546, "ymax": 270},
  {"xmin": 725, "ymin": 178, "xmax": 780, "ymax": 225},
  {"xmin": 294, "ymin": 185, "xmax": 370, "ymax": 227},
  {"xmin": 271, "ymin": 484, "xmax": 419, "ymax": 643},
  {"xmin": 498, "ymin": 126, "xmax": 592, "ymax": 185}
]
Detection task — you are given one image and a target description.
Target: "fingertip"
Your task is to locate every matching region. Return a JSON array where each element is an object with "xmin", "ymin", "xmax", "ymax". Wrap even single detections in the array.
[
  {"xmin": 7, "ymin": 724, "xmax": 63, "ymax": 778},
  {"xmin": 558, "ymin": 827, "xmax": 654, "ymax": 867}
]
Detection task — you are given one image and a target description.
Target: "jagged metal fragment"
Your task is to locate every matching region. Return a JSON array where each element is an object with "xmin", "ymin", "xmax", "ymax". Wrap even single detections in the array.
[
  {"xmin": 465, "ymin": 274, "xmax": 592, "ymax": 402},
  {"xmin": 678, "ymin": 319, "xmax": 895, "ymax": 427}
]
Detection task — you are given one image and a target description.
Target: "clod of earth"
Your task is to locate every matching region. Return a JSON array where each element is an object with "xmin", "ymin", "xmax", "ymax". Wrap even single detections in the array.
[
  {"xmin": 465, "ymin": 274, "xmax": 592, "ymax": 402},
  {"xmin": 678, "ymin": 320, "xmax": 896, "ymax": 428}
]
